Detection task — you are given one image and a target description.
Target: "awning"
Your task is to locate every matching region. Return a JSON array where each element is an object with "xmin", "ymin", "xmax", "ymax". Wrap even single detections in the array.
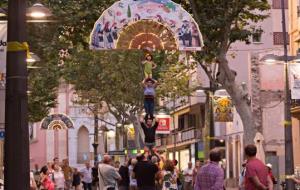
[{"xmin": 292, "ymin": 106, "xmax": 300, "ymax": 119}]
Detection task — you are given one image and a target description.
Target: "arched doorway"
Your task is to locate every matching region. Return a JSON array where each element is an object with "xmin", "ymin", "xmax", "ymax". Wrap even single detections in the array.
[{"xmin": 77, "ymin": 126, "xmax": 90, "ymax": 164}]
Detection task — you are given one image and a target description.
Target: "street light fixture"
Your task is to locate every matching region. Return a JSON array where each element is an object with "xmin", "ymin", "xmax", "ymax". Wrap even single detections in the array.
[
  {"xmin": 26, "ymin": 3, "xmax": 52, "ymax": 19},
  {"xmin": 0, "ymin": 8, "xmax": 7, "ymax": 17},
  {"xmin": 26, "ymin": 52, "xmax": 41, "ymax": 63}
]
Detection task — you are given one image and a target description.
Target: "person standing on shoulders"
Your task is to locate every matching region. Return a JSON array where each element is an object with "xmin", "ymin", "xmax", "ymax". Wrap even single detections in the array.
[
  {"xmin": 80, "ymin": 162, "xmax": 93, "ymax": 190},
  {"xmin": 183, "ymin": 162, "xmax": 193, "ymax": 190},
  {"xmin": 98, "ymin": 155, "xmax": 121, "ymax": 190},
  {"xmin": 244, "ymin": 144, "xmax": 272, "ymax": 190},
  {"xmin": 195, "ymin": 148, "xmax": 224, "ymax": 190}
]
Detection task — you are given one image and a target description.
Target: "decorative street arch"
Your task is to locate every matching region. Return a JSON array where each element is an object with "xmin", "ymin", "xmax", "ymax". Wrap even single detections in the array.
[
  {"xmin": 40, "ymin": 113, "xmax": 74, "ymax": 130},
  {"xmin": 90, "ymin": 0, "xmax": 203, "ymax": 51}
]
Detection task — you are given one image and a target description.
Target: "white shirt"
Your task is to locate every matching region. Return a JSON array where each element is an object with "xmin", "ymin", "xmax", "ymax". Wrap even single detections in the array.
[
  {"xmin": 80, "ymin": 167, "xmax": 93, "ymax": 183},
  {"xmin": 129, "ymin": 165, "xmax": 137, "ymax": 186},
  {"xmin": 53, "ymin": 171, "xmax": 65, "ymax": 188},
  {"xmin": 183, "ymin": 168, "xmax": 193, "ymax": 182}
]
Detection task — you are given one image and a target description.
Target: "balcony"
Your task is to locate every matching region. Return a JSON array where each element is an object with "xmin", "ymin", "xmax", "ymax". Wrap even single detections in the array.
[{"xmin": 156, "ymin": 127, "xmax": 202, "ymax": 147}]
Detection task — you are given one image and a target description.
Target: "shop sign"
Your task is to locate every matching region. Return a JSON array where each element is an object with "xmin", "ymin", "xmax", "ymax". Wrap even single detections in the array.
[{"xmin": 156, "ymin": 115, "xmax": 171, "ymax": 134}]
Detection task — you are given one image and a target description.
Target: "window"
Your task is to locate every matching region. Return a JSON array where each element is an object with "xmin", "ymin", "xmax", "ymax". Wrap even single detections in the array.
[
  {"xmin": 178, "ymin": 114, "xmax": 185, "ymax": 130},
  {"xmin": 252, "ymin": 30, "xmax": 263, "ymax": 43},
  {"xmin": 272, "ymin": 0, "xmax": 288, "ymax": 9},
  {"xmin": 273, "ymin": 32, "xmax": 289, "ymax": 45},
  {"xmin": 188, "ymin": 114, "xmax": 196, "ymax": 128}
]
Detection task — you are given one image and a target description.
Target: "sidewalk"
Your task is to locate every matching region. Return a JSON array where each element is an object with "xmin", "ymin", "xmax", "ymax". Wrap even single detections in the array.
[{"xmin": 226, "ymin": 188, "xmax": 238, "ymax": 190}]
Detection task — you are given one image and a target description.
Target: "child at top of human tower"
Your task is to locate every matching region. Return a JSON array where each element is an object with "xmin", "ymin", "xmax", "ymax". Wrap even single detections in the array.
[{"xmin": 142, "ymin": 54, "xmax": 157, "ymax": 79}]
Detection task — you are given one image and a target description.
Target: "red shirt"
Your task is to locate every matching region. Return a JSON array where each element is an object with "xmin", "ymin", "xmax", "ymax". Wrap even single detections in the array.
[{"xmin": 245, "ymin": 158, "xmax": 268, "ymax": 190}]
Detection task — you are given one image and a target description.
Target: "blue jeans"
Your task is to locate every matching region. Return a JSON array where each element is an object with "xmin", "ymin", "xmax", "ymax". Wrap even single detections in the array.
[{"xmin": 144, "ymin": 99, "xmax": 154, "ymax": 118}]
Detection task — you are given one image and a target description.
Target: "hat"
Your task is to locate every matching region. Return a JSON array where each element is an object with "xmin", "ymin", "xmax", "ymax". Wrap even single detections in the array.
[{"xmin": 266, "ymin": 163, "xmax": 272, "ymax": 169}]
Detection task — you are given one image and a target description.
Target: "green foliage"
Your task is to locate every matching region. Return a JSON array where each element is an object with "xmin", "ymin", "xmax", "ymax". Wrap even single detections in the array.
[
  {"xmin": 25, "ymin": 0, "xmax": 117, "ymax": 122},
  {"xmin": 63, "ymin": 50, "xmax": 145, "ymax": 120},
  {"xmin": 187, "ymin": 0, "xmax": 270, "ymax": 62}
]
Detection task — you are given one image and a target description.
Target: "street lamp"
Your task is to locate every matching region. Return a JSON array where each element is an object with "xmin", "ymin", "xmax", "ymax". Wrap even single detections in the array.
[
  {"xmin": 26, "ymin": 52, "xmax": 41, "ymax": 63},
  {"xmin": 5, "ymin": 1, "xmax": 52, "ymax": 189},
  {"xmin": 0, "ymin": 8, "xmax": 6, "ymax": 17},
  {"xmin": 26, "ymin": 3, "xmax": 52, "ymax": 19}
]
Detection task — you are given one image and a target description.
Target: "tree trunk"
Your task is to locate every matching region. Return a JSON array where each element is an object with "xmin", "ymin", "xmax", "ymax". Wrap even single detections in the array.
[
  {"xmin": 129, "ymin": 113, "xmax": 144, "ymax": 150},
  {"xmin": 217, "ymin": 53, "xmax": 256, "ymax": 145},
  {"xmin": 115, "ymin": 125, "xmax": 120, "ymax": 150}
]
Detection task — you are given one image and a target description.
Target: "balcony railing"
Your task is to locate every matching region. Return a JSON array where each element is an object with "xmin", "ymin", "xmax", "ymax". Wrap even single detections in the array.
[{"xmin": 156, "ymin": 127, "xmax": 202, "ymax": 147}]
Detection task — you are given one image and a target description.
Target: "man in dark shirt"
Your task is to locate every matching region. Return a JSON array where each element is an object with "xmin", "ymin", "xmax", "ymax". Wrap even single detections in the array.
[
  {"xmin": 140, "ymin": 116, "xmax": 158, "ymax": 150},
  {"xmin": 118, "ymin": 161, "xmax": 130, "ymax": 190},
  {"xmin": 133, "ymin": 154, "xmax": 159, "ymax": 190}
]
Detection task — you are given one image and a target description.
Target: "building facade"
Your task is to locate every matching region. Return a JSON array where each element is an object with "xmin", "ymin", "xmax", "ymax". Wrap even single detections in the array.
[
  {"xmin": 289, "ymin": 0, "xmax": 300, "ymax": 169},
  {"xmin": 29, "ymin": 83, "xmax": 117, "ymax": 169}
]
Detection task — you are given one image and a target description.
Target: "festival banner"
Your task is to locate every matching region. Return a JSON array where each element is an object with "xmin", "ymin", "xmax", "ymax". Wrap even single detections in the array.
[
  {"xmin": 156, "ymin": 114, "xmax": 171, "ymax": 134},
  {"xmin": 289, "ymin": 64, "xmax": 300, "ymax": 99},
  {"xmin": 0, "ymin": 22, "xmax": 7, "ymax": 87},
  {"xmin": 0, "ymin": 22, "xmax": 7, "ymax": 132},
  {"xmin": 90, "ymin": 0, "xmax": 203, "ymax": 51},
  {"xmin": 213, "ymin": 96, "xmax": 233, "ymax": 122},
  {"xmin": 40, "ymin": 114, "xmax": 74, "ymax": 130}
]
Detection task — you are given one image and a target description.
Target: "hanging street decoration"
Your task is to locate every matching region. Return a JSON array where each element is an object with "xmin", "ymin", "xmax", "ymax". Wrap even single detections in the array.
[
  {"xmin": 290, "ymin": 64, "xmax": 300, "ymax": 100},
  {"xmin": 40, "ymin": 113, "xmax": 74, "ymax": 130},
  {"xmin": 213, "ymin": 96, "xmax": 234, "ymax": 122},
  {"xmin": 90, "ymin": 0, "xmax": 203, "ymax": 51}
]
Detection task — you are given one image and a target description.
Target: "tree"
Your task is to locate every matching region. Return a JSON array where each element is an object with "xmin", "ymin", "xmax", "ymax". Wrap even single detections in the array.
[
  {"xmin": 185, "ymin": 0, "xmax": 270, "ymax": 144},
  {"xmin": 25, "ymin": 0, "xmax": 117, "ymax": 122}
]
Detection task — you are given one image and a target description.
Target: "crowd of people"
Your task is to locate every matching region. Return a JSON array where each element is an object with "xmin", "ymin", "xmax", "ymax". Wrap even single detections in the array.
[{"xmin": 29, "ymin": 144, "xmax": 300, "ymax": 190}]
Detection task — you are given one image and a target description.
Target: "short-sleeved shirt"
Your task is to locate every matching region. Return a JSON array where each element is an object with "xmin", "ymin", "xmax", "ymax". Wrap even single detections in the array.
[
  {"xmin": 80, "ymin": 167, "xmax": 93, "ymax": 183},
  {"xmin": 195, "ymin": 162, "xmax": 224, "ymax": 190},
  {"xmin": 183, "ymin": 168, "xmax": 193, "ymax": 182},
  {"xmin": 98, "ymin": 163, "xmax": 121, "ymax": 189},
  {"xmin": 245, "ymin": 158, "xmax": 268, "ymax": 190},
  {"xmin": 133, "ymin": 161, "xmax": 158, "ymax": 188}
]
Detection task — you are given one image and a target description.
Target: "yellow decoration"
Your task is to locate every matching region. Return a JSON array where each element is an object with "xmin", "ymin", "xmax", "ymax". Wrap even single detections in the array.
[{"xmin": 7, "ymin": 41, "xmax": 31, "ymax": 59}]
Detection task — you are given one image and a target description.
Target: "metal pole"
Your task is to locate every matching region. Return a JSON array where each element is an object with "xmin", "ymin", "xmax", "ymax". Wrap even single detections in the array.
[
  {"xmin": 5, "ymin": 0, "xmax": 30, "ymax": 189},
  {"xmin": 281, "ymin": 0, "xmax": 295, "ymax": 188},
  {"xmin": 92, "ymin": 114, "xmax": 99, "ymax": 166},
  {"xmin": 209, "ymin": 90, "xmax": 215, "ymax": 149}
]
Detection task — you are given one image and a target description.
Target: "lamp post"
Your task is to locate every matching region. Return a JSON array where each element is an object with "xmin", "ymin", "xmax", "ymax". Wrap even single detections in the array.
[
  {"xmin": 5, "ymin": 1, "xmax": 52, "ymax": 189},
  {"xmin": 92, "ymin": 114, "xmax": 99, "ymax": 166},
  {"xmin": 5, "ymin": 1, "xmax": 29, "ymax": 189}
]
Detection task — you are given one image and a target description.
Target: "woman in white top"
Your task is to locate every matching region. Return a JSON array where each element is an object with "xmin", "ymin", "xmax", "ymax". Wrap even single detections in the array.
[
  {"xmin": 52, "ymin": 164, "xmax": 65, "ymax": 190},
  {"xmin": 162, "ymin": 160, "xmax": 178, "ymax": 190}
]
